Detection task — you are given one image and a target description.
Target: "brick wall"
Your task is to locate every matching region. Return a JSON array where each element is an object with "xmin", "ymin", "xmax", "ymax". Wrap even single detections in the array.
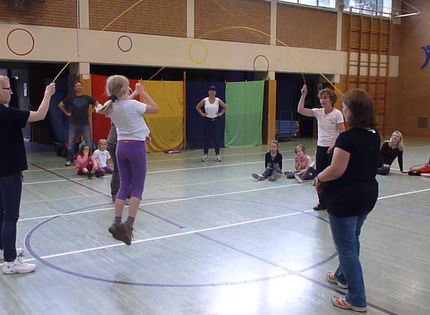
[
  {"xmin": 0, "ymin": 0, "xmax": 76, "ymax": 28},
  {"xmin": 277, "ymin": 4, "xmax": 337, "ymax": 50},
  {"xmin": 195, "ymin": 0, "xmax": 270, "ymax": 44},
  {"xmin": 398, "ymin": 0, "xmax": 430, "ymax": 137},
  {"xmin": 89, "ymin": 0, "xmax": 187, "ymax": 37}
]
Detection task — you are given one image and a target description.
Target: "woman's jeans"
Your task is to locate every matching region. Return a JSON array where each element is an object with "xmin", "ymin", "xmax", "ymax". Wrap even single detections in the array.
[
  {"xmin": 0, "ymin": 173, "xmax": 22, "ymax": 262},
  {"xmin": 329, "ymin": 212, "xmax": 370, "ymax": 308}
]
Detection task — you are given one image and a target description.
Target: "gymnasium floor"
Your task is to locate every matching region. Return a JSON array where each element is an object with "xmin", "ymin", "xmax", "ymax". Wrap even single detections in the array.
[{"xmin": 1, "ymin": 138, "xmax": 429, "ymax": 315}]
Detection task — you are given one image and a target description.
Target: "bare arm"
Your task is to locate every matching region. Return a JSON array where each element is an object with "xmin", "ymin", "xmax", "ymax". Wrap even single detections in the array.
[
  {"xmin": 196, "ymin": 99, "xmax": 207, "ymax": 117},
  {"xmin": 217, "ymin": 99, "xmax": 227, "ymax": 117},
  {"xmin": 58, "ymin": 100, "xmax": 71, "ymax": 117},
  {"xmin": 297, "ymin": 85, "xmax": 314, "ymax": 117},
  {"xmin": 28, "ymin": 83, "xmax": 56, "ymax": 123},
  {"xmin": 135, "ymin": 83, "xmax": 159, "ymax": 114}
]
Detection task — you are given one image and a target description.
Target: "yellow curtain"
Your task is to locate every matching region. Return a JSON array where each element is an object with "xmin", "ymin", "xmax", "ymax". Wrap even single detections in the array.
[{"xmin": 140, "ymin": 80, "xmax": 184, "ymax": 152}]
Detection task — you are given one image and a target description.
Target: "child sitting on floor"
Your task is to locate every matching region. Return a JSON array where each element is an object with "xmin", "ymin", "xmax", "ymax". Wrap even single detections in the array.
[
  {"xmin": 93, "ymin": 138, "xmax": 113, "ymax": 175},
  {"xmin": 290, "ymin": 144, "xmax": 316, "ymax": 183},
  {"xmin": 252, "ymin": 140, "xmax": 283, "ymax": 181},
  {"xmin": 76, "ymin": 144, "xmax": 103, "ymax": 179}
]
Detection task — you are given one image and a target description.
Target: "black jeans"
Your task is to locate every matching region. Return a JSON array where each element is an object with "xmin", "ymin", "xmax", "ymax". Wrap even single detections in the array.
[
  {"xmin": 203, "ymin": 117, "xmax": 219, "ymax": 155},
  {"xmin": 316, "ymin": 145, "xmax": 333, "ymax": 207},
  {"xmin": 0, "ymin": 173, "xmax": 22, "ymax": 262}
]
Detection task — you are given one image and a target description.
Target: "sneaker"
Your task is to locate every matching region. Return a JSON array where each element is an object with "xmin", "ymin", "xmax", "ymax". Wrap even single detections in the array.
[
  {"xmin": 108, "ymin": 222, "xmax": 122, "ymax": 241},
  {"xmin": 215, "ymin": 155, "xmax": 222, "ymax": 162},
  {"xmin": 327, "ymin": 272, "xmax": 348, "ymax": 289},
  {"xmin": 313, "ymin": 204, "xmax": 327, "ymax": 211},
  {"xmin": 294, "ymin": 173, "xmax": 304, "ymax": 183},
  {"xmin": 108, "ymin": 222, "xmax": 133, "ymax": 246},
  {"xmin": 0, "ymin": 248, "xmax": 25, "ymax": 263},
  {"xmin": 201, "ymin": 155, "xmax": 208, "ymax": 162},
  {"xmin": 95, "ymin": 173, "xmax": 104, "ymax": 178},
  {"xmin": 65, "ymin": 160, "xmax": 72, "ymax": 166},
  {"xmin": 252, "ymin": 173, "xmax": 265, "ymax": 181},
  {"xmin": 331, "ymin": 295, "xmax": 367, "ymax": 312},
  {"xmin": 3, "ymin": 257, "xmax": 36, "ymax": 274},
  {"xmin": 87, "ymin": 172, "xmax": 94, "ymax": 179}
]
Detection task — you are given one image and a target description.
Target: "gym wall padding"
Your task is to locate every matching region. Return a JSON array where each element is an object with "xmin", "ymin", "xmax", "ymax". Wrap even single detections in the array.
[
  {"xmin": 225, "ymin": 81, "xmax": 264, "ymax": 147},
  {"xmin": 185, "ymin": 82, "xmax": 225, "ymax": 150},
  {"xmin": 141, "ymin": 80, "xmax": 184, "ymax": 152}
]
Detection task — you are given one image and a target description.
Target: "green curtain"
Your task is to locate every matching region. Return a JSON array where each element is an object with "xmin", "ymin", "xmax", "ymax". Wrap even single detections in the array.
[{"xmin": 225, "ymin": 81, "xmax": 264, "ymax": 147}]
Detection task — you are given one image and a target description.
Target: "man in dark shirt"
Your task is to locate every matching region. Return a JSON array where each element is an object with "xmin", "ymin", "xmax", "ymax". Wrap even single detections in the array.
[{"xmin": 58, "ymin": 81, "xmax": 100, "ymax": 166}]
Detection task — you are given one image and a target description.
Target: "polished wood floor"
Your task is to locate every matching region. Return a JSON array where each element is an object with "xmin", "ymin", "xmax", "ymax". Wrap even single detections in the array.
[{"xmin": 1, "ymin": 138, "xmax": 429, "ymax": 315}]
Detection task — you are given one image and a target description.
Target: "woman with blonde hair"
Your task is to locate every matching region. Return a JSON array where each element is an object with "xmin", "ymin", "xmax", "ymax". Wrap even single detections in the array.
[
  {"xmin": 377, "ymin": 130, "xmax": 405, "ymax": 175},
  {"xmin": 97, "ymin": 75, "xmax": 159, "ymax": 245}
]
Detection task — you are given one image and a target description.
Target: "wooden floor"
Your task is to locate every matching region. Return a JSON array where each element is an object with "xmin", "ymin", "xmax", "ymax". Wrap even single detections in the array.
[{"xmin": 1, "ymin": 138, "xmax": 429, "ymax": 315}]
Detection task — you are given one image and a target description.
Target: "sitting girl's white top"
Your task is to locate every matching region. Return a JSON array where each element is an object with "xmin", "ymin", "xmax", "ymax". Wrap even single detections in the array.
[
  {"xmin": 93, "ymin": 149, "xmax": 111, "ymax": 168},
  {"xmin": 108, "ymin": 99, "xmax": 149, "ymax": 141},
  {"xmin": 204, "ymin": 97, "xmax": 219, "ymax": 119}
]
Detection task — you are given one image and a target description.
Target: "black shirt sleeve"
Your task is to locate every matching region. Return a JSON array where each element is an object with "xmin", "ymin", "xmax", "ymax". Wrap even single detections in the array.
[
  {"xmin": 265, "ymin": 152, "xmax": 270, "ymax": 168},
  {"xmin": 397, "ymin": 150, "xmax": 404, "ymax": 172},
  {"xmin": 276, "ymin": 153, "xmax": 283, "ymax": 170}
]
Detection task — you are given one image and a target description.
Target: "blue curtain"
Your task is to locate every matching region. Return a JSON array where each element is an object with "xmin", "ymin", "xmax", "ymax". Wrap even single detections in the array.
[{"xmin": 185, "ymin": 82, "xmax": 225, "ymax": 150}]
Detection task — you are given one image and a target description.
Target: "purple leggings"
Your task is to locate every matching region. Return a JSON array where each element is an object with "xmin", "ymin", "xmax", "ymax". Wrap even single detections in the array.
[{"xmin": 116, "ymin": 140, "xmax": 147, "ymax": 200}]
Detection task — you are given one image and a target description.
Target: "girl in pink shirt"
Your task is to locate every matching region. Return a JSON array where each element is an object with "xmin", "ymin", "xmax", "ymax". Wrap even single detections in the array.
[
  {"xmin": 75, "ymin": 144, "xmax": 103, "ymax": 179},
  {"xmin": 294, "ymin": 144, "xmax": 316, "ymax": 183}
]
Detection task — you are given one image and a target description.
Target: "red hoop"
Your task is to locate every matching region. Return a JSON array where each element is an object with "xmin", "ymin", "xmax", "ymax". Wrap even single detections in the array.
[
  {"xmin": 7, "ymin": 28, "xmax": 35, "ymax": 56},
  {"xmin": 253, "ymin": 54, "xmax": 269, "ymax": 72}
]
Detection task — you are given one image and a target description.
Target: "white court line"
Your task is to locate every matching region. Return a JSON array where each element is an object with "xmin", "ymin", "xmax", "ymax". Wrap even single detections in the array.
[
  {"xmin": 24, "ymin": 144, "xmax": 430, "ymax": 173},
  {"xmin": 22, "ymin": 186, "xmax": 430, "ymax": 262},
  {"xmin": 24, "ymin": 209, "xmax": 314, "ymax": 262},
  {"xmin": 23, "ymin": 159, "xmax": 295, "ymax": 184},
  {"xmin": 377, "ymin": 187, "xmax": 430, "ymax": 200},
  {"xmin": 19, "ymin": 183, "xmax": 301, "ymax": 222}
]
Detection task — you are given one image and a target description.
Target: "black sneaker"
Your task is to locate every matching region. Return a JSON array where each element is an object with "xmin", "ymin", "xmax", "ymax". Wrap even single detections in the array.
[
  {"xmin": 87, "ymin": 172, "xmax": 94, "ymax": 179},
  {"xmin": 313, "ymin": 204, "xmax": 327, "ymax": 211}
]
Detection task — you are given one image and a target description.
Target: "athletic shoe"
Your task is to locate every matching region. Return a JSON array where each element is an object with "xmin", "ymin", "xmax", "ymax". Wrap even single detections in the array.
[
  {"xmin": 2, "ymin": 257, "xmax": 36, "ymax": 274},
  {"xmin": 0, "ymin": 248, "xmax": 25, "ymax": 263},
  {"xmin": 201, "ymin": 155, "xmax": 208, "ymax": 162},
  {"xmin": 65, "ymin": 161, "xmax": 72, "ymax": 166},
  {"xmin": 108, "ymin": 222, "xmax": 133, "ymax": 246},
  {"xmin": 313, "ymin": 204, "xmax": 327, "ymax": 211},
  {"xmin": 252, "ymin": 173, "xmax": 265, "ymax": 180},
  {"xmin": 215, "ymin": 155, "xmax": 222, "ymax": 162}
]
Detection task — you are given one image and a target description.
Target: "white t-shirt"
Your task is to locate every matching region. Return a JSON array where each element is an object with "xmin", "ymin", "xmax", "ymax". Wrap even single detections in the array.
[
  {"xmin": 312, "ymin": 108, "xmax": 344, "ymax": 147},
  {"xmin": 108, "ymin": 99, "xmax": 149, "ymax": 141},
  {"xmin": 93, "ymin": 149, "xmax": 111, "ymax": 168},
  {"xmin": 204, "ymin": 97, "xmax": 220, "ymax": 118}
]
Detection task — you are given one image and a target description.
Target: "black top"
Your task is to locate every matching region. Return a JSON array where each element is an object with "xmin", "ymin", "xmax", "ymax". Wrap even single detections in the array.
[
  {"xmin": 265, "ymin": 152, "xmax": 283, "ymax": 170},
  {"xmin": 379, "ymin": 141, "xmax": 404, "ymax": 172},
  {"xmin": 62, "ymin": 95, "xmax": 96, "ymax": 126},
  {"xmin": 325, "ymin": 128, "xmax": 380, "ymax": 217},
  {"xmin": 0, "ymin": 105, "xmax": 30, "ymax": 177}
]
